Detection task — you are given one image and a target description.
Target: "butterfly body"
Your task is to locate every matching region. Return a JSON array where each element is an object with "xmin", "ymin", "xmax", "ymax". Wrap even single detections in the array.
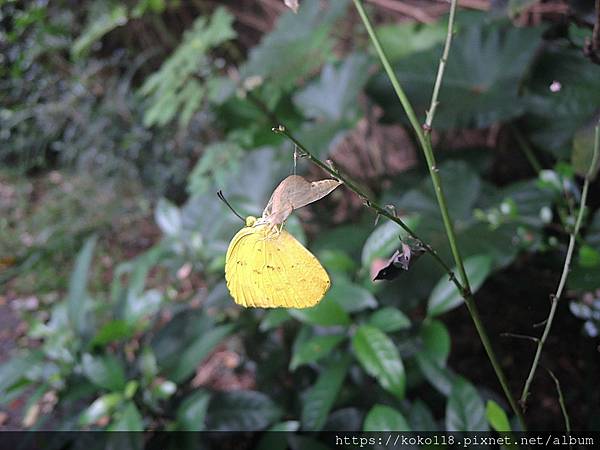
[{"xmin": 225, "ymin": 216, "xmax": 330, "ymax": 308}]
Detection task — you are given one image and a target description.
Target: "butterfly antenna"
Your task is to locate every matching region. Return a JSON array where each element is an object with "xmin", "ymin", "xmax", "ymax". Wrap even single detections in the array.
[{"xmin": 217, "ymin": 190, "xmax": 245, "ymax": 223}]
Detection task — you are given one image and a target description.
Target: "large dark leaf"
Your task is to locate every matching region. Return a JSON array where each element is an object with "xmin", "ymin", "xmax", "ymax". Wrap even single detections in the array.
[
  {"xmin": 427, "ymin": 254, "xmax": 493, "ymax": 317},
  {"xmin": 240, "ymin": 0, "xmax": 348, "ymax": 90},
  {"xmin": 301, "ymin": 356, "xmax": 350, "ymax": 431},
  {"xmin": 369, "ymin": 23, "xmax": 542, "ymax": 129},
  {"xmin": 290, "ymin": 334, "xmax": 346, "ymax": 370},
  {"xmin": 81, "ymin": 353, "xmax": 126, "ymax": 392},
  {"xmin": 67, "ymin": 235, "xmax": 97, "ymax": 337},
  {"xmin": 352, "ymin": 325, "xmax": 405, "ymax": 399},
  {"xmin": 290, "ymin": 300, "xmax": 351, "ymax": 327},
  {"xmin": 522, "ymin": 46, "xmax": 600, "ymax": 156},
  {"xmin": 294, "ymin": 54, "xmax": 370, "ymax": 122},
  {"xmin": 446, "ymin": 377, "xmax": 489, "ymax": 431},
  {"xmin": 165, "ymin": 324, "xmax": 234, "ymax": 383},
  {"xmin": 177, "ymin": 390, "xmax": 211, "ymax": 431},
  {"xmin": 363, "ymin": 404, "xmax": 411, "ymax": 432},
  {"xmin": 206, "ymin": 391, "xmax": 282, "ymax": 431},
  {"xmin": 293, "ymin": 54, "xmax": 371, "ymax": 158}
]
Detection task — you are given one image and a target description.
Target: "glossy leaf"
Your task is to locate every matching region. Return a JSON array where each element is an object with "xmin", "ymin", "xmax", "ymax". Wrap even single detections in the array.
[
  {"xmin": 290, "ymin": 334, "xmax": 346, "ymax": 370},
  {"xmin": 420, "ymin": 320, "xmax": 450, "ymax": 366},
  {"xmin": 361, "ymin": 216, "xmax": 420, "ymax": 268},
  {"xmin": 109, "ymin": 402, "xmax": 143, "ymax": 431},
  {"xmin": 352, "ymin": 325, "xmax": 405, "ymax": 399},
  {"xmin": 240, "ymin": 0, "xmax": 347, "ymax": 90},
  {"xmin": 301, "ymin": 356, "xmax": 351, "ymax": 431},
  {"xmin": 206, "ymin": 391, "xmax": 282, "ymax": 431},
  {"xmin": 290, "ymin": 300, "xmax": 351, "ymax": 327},
  {"xmin": 363, "ymin": 404, "xmax": 411, "ymax": 432},
  {"xmin": 177, "ymin": 390, "xmax": 211, "ymax": 431},
  {"xmin": 67, "ymin": 236, "xmax": 97, "ymax": 336},
  {"xmin": 367, "ymin": 307, "xmax": 411, "ymax": 333},
  {"xmin": 427, "ymin": 254, "xmax": 493, "ymax": 317},
  {"xmin": 446, "ymin": 377, "xmax": 489, "ymax": 431},
  {"xmin": 486, "ymin": 400, "xmax": 512, "ymax": 432},
  {"xmin": 81, "ymin": 353, "xmax": 126, "ymax": 392},
  {"xmin": 376, "ymin": 21, "xmax": 446, "ymax": 62},
  {"xmin": 326, "ymin": 277, "xmax": 377, "ymax": 313},
  {"xmin": 370, "ymin": 23, "xmax": 543, "ymax": 129},
  {"xmin": 408, "ymin": 400, "xmax": 438, "ymax": 431}
]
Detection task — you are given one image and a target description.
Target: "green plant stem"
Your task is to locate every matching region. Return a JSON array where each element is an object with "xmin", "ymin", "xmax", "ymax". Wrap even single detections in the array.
[
  {"xmin": 520, "ymin": 122, "xmax": 600, "ymax": 408},
  {"xmin": 353, "ymin": 0, "xmax": 470, "ymax": 293},
  {"xmin": 546, "ymin": 368, "xmax": 571, "ymax": 433},
  {"xmin": 353, "ymin": 0, "xmax": 527, "ymax": 429},
  {"xmin": 424, "ymin": 0, "xmax": 458, "ymax": 131},
  {"xmin": 272, "ymin": 126, "xmax": 459, "ymax": 288}
]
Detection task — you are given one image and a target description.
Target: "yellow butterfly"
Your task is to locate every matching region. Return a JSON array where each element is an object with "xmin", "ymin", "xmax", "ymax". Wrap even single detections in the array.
[{"xmin": 225, "ymin": 175, "xmax": 341, "ymax": 308}]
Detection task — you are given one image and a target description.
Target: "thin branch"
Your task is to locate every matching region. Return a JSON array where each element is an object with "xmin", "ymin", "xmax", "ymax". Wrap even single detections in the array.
[
  {"xmin": 520, "ymin": 121, "xmax": 600, "ymax": 408},
  {"xmin": 353, "ymin": 0, "xmax": 527, "ymax": 430},
  {"xmin": 424, "ymin": 0, "xmax": 458, "ymax": 131},
  {"xmin": 500, "ymin": 332, "xmax": 540, "ymax": 343},
  {"xmin": 545, "ymin": 367, "xmax": 571, "ymax": 434},
  {"xmin": 271, "ymin": 125, "xmax": 462, "ymax": 293}
]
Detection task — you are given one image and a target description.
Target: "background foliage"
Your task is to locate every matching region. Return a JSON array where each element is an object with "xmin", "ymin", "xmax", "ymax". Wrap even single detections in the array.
[{"xmin": 1, "ymin": 0, "xmax": 600, "ymax": 443}]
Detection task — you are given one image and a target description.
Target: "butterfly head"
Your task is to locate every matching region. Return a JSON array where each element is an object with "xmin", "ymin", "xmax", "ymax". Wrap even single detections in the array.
[{"xmin": 245, "ymin": 216, "xmax": 257, "ymax": 227}]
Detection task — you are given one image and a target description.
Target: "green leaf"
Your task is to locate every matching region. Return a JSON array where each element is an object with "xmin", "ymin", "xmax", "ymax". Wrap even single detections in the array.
[
  {"xmin": 177, "ymin": 390, "xmax": 211, "ymax": 431},
  {"xmin": 352, "ymin": 325, "xmax": 406, "ymax": 400},
  {"xmin": 294, "ymin": 54, "xmax": 370, "ymax": 121},
  {"xmin": 486, "ymin": 400, "xmax": 512, "ymax": 432},
  {"xmin": 368, "ymin": 307, "xmax": 411, "ymax": 333},
  {"xmin": 301, "ymin": 356, "xmax": 351, "ymax": 431},
  {"xmin": 427, "ymin": 254, "xmax": 493, "ymax": 317},
  {"xmin": 140, "ymin": 7, "xmax": 236, "ymax": 127},
  {"xmin": 326, "ymin": 277, "xmax": 377, "ymax": 313},
  {"xmin": 256, "ymin": 422, "xmax": 300, "ymax": 450},
  {"xmin": 415, "ymin": 351, "xmax": 456, "ymax": 396},
  {"xmin": 72, "ymin": 5, "xmax": 128, "ymax": 59},
  {"xmin": 420, "ymin": 320, "xmax": 450, "ymax": 366},
  {"xmin": 361, "ymin": 216, "xmax": 420, "ymax": 268},
  {"xmin": 446, "ymin": 377, "xmax": 489, "ymax": 431},
  {"xmin": 79, "ymin": 392, "xmax": 123, "ymax": 425},
  {"xmin": 370, "ymin": 23, "xmax": 542, "ymax": 129},
  {"xmin": 290, "ymin": 300, "xmax": 351, "ymax": 327},
  {"xmin": 82, "ymin": 353, "xmax": 126, "ymax": 391},
  {"xmin": 376, "ymin": 21, "xmax": 446, "ymax": 62},
  {"xmin": 0, "ymin": 352, "xmax": 42, "ymax": 397},
  {"xmin": 67, "ymin": 235, "xmax": 97, "ymax": 336},
  {"xmin": 165, "ymin": 324, "xmax": 234, "ymax": 383},
  {"xmin": 290, "ymin": 334, "xmax": 346, "ymax": 370},
  {"xmin": 579, "ymin": 245, "xmax": 600, "ymax": 268},
  {"xmin": 91, "ymin": 320, "xmax": 134, "ymax": 347},
  {"xmin": 109, "ymin": 402, "xmax": 144, "ymax": 431},
  {"xmin": 408, "ymin": 399, "xmax": 438, "ymax": 431},
  {"xmin": 260, "ymin": 309, "xmax": 291, "ymax": 331},
  {"xmin": 206, "ymin": 391, "xmax": 282, "ymax": 431},
  {"xmin": 523, "ymin": 47, "xmax": 600, "ymax": 155},
  {"xmin": 240, "ymin": 0, "xmax": 348, "ymax": 90},
  {"xmin": 363, "ymin": 404, "xmax": 411, "ymax": 432},
  {"xmin": 187, "ymin": 142, "xmax": 244, "ymax": 196}
]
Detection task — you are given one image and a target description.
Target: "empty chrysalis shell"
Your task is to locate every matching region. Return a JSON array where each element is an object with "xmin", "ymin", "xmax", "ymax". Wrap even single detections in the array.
[{"xmin": 261, "ymin": 175, "xmax": 342, "ymax": 226}]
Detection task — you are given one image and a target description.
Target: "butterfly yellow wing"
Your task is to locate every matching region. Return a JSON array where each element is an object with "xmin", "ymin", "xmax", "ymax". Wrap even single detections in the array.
[{"xmin": 225, "ymin": 221, "xmax": 330, "ymax": 308}]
